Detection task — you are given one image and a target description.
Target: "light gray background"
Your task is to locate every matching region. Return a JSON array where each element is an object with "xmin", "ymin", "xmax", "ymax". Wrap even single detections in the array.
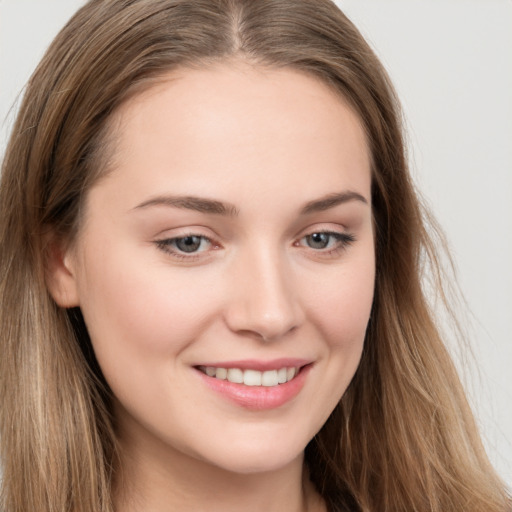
[{"xmin": 1, "ymin": 0, "xmax": 511, "ymax": 484}]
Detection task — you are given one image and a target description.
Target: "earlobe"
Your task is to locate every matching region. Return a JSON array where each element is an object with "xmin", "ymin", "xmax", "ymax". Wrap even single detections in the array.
[{"xmin": 45, "ymin": 237, "xmax": 80, "ymax": 308}]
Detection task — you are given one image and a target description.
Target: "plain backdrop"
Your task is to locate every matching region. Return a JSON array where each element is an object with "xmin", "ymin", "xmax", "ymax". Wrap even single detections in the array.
[{"xmin": 1, "ymin": 0, "xmax": 511, "ymax": 485}]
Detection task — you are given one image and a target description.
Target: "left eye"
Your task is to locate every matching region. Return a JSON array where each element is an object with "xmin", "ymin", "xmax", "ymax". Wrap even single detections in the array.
[
  {"xmin": 158, "ymin": 235, "xmax": 211, "ymax": 254},
  {"xmin": 300, "ymin": 232, "xmax": 354, "ymax": 250}
]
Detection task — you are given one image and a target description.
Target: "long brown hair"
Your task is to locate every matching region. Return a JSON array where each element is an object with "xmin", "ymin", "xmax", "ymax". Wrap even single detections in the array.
[{"xmin": 0, "ymin": 1, "xmax": 509, "ymax": 511}]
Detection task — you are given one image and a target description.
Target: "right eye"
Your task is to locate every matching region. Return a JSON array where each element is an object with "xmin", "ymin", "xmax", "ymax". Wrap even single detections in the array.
[{"xmin": 155, "ymin": 235, "xmax": 213, "ymax": 257}]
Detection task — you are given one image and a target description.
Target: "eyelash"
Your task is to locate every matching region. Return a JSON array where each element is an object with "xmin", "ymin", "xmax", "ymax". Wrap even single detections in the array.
[
  {"xmin": 295, "ymin": 231, "xmax": 356, "ymax": 255},
  {"xmin": 155, "ymin": 230, "xmax": 356, "ymax": 260},
  {"xmin": 155, "ymin": 234, "xmax": 216, "ymax": 261}
]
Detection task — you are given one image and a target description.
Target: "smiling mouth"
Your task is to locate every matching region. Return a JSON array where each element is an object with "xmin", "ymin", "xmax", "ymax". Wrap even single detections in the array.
[{"xmin": 196, "ymin": 365, "xmax": 301, "ymax": 387}]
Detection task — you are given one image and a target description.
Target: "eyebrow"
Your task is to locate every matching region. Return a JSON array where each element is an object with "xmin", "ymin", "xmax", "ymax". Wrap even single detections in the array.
[
  {"xmin": 300, "ymin": 191, "xmax": 368, "ymax": 214},
  {"xmin": 133, "ymin": 190, "xmax": 368, "ymax": 216},
  {"xmin": 133, "ymin": 195, "xmax": 239, "ymax": 216}
]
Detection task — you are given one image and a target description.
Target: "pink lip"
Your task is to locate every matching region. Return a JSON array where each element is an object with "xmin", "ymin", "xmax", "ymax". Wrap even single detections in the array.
[
  {"xmin": 194, "ymin": 362, "xmax": 313, "ymax": 411},
  {"xmin": 195, "ymin": 358, "xmax": 311, "ymax": 371}
]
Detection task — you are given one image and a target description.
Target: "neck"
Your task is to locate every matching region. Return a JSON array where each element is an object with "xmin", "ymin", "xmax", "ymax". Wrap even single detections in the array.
[{"xmin": 113, "ymin": 421, "xmax": 324, "ymax": 512}]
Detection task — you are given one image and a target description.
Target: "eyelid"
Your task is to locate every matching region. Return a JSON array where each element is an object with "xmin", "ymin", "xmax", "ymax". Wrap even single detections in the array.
[
  {"xmin": 297, "ymin": 231, "xmax": 354, "ymax": 245},
  {"xmin": 294, "ymin": 222, "xmax": 352, "ymax": 241}
]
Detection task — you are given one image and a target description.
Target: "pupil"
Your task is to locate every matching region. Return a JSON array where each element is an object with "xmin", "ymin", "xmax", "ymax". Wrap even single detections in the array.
[
  {"xmin": 308, "ymin": 233, "xmax": 329, "ymax": 249},
  {"xmin": 176, "ymin": 236, "xmax": 201, "ymax": 253}
]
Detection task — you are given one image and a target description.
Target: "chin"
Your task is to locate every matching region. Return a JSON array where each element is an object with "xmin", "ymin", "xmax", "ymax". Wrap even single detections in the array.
[{"xmin": 196, "ymin": 436, "xmax": 307, "ymax": 475}]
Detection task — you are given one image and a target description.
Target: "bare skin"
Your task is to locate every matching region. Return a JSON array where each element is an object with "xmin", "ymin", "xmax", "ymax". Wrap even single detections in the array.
[{"xmin": 48, "ymin": 61, "xmax": 374, "ymax": 512}]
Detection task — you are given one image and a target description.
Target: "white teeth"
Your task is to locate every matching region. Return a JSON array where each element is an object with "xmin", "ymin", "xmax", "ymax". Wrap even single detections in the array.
[
  {"xmin": 261, "ymin": 370, "xmax": 279, "ymax": 387},
  {"xmin": 200, "ymin": 365, "xmax": 301, "ymax": 386},
  {"xmin": 243, "ymin": 369, "xmax": 262, "ymax": 386},
  {"xmin": 216, "ymin": 367, "xmax": 227, "ymax": 380},
  {"xmin": 277, "ymin": 367, "xmax": 287, "ymax": 383},
  {"xmin": 227, "ymin": 368, "xmax": 243, "ymax": 384}
]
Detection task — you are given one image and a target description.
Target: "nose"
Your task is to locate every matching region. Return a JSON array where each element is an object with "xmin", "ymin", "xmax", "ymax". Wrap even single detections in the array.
[{"xmin": 223, "ymin": 246, "xmax": 304, "ymax": 342}]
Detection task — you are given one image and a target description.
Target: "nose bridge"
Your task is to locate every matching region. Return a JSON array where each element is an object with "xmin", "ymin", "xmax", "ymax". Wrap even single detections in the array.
[{"xmin": 225, "ymin": 240, "xmax": 302, "ymax": 341}]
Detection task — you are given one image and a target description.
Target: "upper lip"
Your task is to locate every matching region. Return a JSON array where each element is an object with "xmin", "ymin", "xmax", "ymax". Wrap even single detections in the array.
[{"xmin": 194, "ymin": 358, "xmax": 312, "ymax": 371}]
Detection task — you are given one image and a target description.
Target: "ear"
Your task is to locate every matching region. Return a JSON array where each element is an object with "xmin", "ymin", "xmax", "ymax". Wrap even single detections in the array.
[{"xmin": 44, "ymin": 235, "xmax": 80, "ymax": 308}]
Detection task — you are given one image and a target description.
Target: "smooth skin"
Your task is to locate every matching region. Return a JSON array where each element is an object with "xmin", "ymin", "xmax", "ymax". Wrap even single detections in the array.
[{"xmin": 48, "ymin": 61, "xmax": 375, "ymax": 512}]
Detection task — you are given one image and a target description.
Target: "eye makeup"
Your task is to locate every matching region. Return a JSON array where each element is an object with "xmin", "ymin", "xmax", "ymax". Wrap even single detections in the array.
[{"xmin": 154, "ymin": 228, "xmax": 356, "ymax": 262}]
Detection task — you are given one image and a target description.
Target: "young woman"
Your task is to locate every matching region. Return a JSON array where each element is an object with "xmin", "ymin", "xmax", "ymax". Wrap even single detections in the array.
[{"xmin": 0, "ymin": 1, "xmax": 509, "ymax": 511}]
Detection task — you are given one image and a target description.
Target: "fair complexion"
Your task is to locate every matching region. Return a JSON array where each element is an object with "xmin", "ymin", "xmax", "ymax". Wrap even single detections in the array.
[{"xmin": 48, "ymin": 62, "xmax": 375, "ymax": 512}]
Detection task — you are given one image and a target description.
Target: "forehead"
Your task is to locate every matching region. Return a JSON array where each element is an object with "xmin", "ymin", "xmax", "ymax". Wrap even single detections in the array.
[{"xmin": 96, "ymin": 62, "xmax": 371, "ymax": 209}]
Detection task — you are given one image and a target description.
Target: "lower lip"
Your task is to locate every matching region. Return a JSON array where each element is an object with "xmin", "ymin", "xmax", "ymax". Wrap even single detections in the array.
[{"xmin": 195, "ymin": 365, "xmax": 312, "ymax": 411}]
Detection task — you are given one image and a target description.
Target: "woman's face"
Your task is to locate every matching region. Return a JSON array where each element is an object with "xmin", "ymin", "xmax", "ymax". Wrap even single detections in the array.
[{"xmin": 54, "ymin": 63, "xmax": 375, "ymax": 474}]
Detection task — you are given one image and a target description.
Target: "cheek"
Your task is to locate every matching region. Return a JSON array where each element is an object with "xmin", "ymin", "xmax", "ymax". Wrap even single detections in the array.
[
  {"xmin": 304, "ymin": 255, "xmax": 375, "ymax": 351},
  {"xmin": 74, "ymin": 242, "xmax": 222, "ymax": 366},
  {"xmin": 74, "ymin": 248, "xmax": 228, "ymax": 420}
]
